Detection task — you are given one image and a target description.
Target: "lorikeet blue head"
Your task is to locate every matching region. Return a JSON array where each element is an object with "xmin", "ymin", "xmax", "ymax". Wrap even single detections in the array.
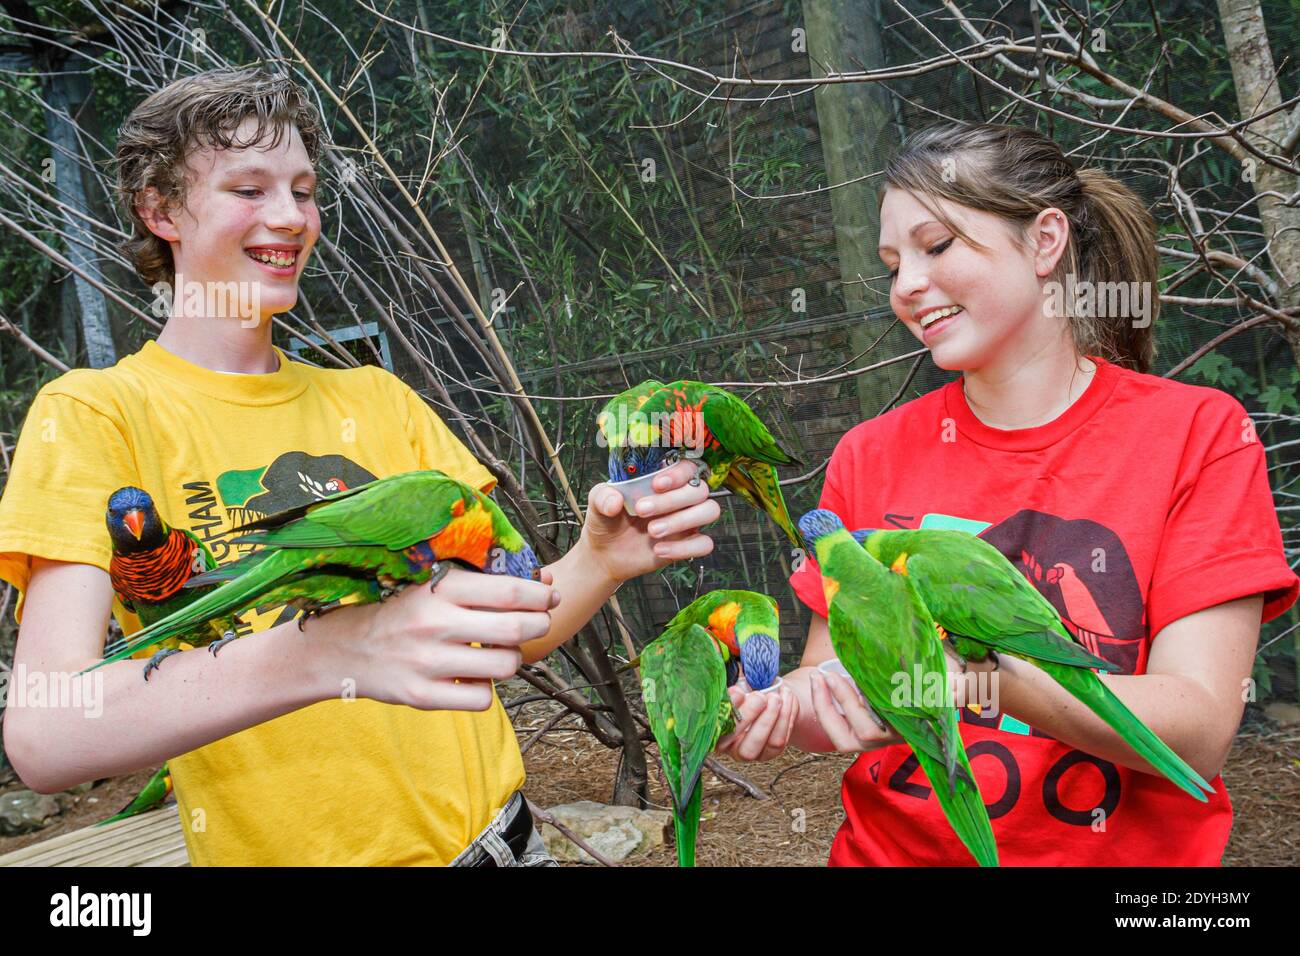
[
  {"xmin": 739, "ymin": 632, "xmax": 780, "ymax": 691},
  {"xmin": 106, "ymin": 486, "xmax": 168, "ymax": 555},
  {"xmin": 488, "ymin": 542, "xmax": 542, "ymax": 580},
  {"xmin": 797, "ymin": 509, "xmax": 845, "ymax": 551},
  {"xmin": 608, "ymin": 445, "xmax": 679, "ymax": 483}
]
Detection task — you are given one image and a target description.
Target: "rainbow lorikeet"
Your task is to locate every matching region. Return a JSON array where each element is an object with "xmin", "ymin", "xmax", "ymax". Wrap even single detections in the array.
[
  {"xmin": 850, "ymin": 527, "xmax": 1214, "ymax": 802},
  {"xmin": 639, "ymin": 592, "xmax": 746, "ymax": 867},
  {"xmin": 622, "ymin": 589, "xmax": 782, "ymax": 690},
  {"xmin": 596, "ymin": 379, "xmax": 667, "ymax": 480},
  {"xmin": 597, "ymin": 380, "xmax": 802, "ymax": 549},
  {"xmin": 95, "ymin": 764, "xmax": 173, "ymax": 827},
  {"xmin": 799, "ymin": 510, "xmax": 999, "ymax": 867},
  {"xmin": 85, "ymin": 470, "xmax": 540, "ymax": 677},
  {"xmin": 695, "ymin": 589, "xmax": 782, "ymax": 691},
  {"xmin": 106, "ymin": 486, "xmax": 241, "ymax": 678}
]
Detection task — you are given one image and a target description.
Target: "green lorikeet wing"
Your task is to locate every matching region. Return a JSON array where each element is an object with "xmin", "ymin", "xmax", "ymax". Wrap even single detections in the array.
[
  {"xmin": 231, "ymin": 470, "xmax": 477, "ymax": 550},
  {"xmin": 641, "ymin": 620, "xmax": 734, "ymax": 867},
  {"xmin": 828, "ymin": 590, "xmax": 996, "ymax": 867},
  {"xmin": 863, "ymin": 530, "xmax": 1110, "ymax": 669},
  {"xmin": 647, "ymin": 381, "xmax": 798, "ymax": 468},
  {"xmin": 92, "ymin": 546, "xmax": 398, "ymax": 669},
  {"xmin": 864, "ymin": 530, "xmax": 1212, "ymax": 801}
]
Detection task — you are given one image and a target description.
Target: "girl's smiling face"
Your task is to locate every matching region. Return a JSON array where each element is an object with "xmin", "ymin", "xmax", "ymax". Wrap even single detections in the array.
[{"xmin": 878, "ymin": 187, "xmax": 1068, "ymax": 373}]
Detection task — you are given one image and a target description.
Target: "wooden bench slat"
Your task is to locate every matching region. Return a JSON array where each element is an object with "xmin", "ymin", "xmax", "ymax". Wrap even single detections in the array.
[{"xmin": 0, "ymin": 804, "xmax": 188, "ymax": 867}]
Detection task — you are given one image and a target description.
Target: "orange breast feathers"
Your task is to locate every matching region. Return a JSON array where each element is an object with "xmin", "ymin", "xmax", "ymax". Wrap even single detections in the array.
[
  {"xmin": 822, "ymin": 576, "xmax": 840, "ymax": 605},
  {"xmin": 706, "ymin": 601, "xmax": 742, "ymax": 657},
  {"xmin": 430, "ymin": 497, "xmax": 494, "ymax": 570},
  {"xmin": 111, "ymin": 529, "xmax": 197, "ymax": 603}
]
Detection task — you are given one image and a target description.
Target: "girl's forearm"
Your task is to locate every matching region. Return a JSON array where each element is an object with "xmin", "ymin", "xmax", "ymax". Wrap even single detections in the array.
[
  {"xmin": 985, "ymin": 655, "xmax": 1231, "ymax": 781},
  {"xmin": 3, "ymin": 603, "xmax": 376, "ymax": 793}
]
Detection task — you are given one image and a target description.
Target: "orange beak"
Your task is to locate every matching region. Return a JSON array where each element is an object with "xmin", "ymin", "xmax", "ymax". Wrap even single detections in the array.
[{"xmin": 124, "ymin": 509, "xmax": 144, "ymax": 540}]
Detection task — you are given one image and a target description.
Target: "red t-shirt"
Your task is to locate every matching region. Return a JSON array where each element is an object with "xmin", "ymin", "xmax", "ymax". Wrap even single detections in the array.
[{"xmin": 789, "ymin": 357, "xmax": 1299, "ymax": 866}]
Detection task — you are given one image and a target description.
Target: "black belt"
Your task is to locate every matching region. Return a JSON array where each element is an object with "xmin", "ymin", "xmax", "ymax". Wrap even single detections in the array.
[{"xmin": 471, "ymin": 796, "xmax": 536, "ymax": 867}]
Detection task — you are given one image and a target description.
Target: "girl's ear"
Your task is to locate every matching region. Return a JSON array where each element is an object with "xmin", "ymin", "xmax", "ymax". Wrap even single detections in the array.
[
  {"xmin": 1032, "ymin": 207, "xmax": 1070, "ymax": 278},
  {"xmin": 135, "ymin": 187, "xmax": 181, "ymax": 242}
]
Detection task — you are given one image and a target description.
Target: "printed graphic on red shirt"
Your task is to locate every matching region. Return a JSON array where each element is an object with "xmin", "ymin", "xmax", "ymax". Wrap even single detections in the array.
[{"xmin": 981, "ymin": 510, "xmax": 1145, "ymax": 675}]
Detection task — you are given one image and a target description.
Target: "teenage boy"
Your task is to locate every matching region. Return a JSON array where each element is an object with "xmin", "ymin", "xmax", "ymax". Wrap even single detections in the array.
[{"xmin": 0, "ymin": 68, "xmax": 724, "ymax": 865}]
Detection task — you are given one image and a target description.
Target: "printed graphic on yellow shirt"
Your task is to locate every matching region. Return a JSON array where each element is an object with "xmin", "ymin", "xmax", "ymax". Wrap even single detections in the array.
[
  {"xmin": 214, "ymin": 451, "xmax": 378, "ymax": 526},
  {"xmin": 0, "ymin": 346, "xmax": 524, "ymax": 864},
  {"xmin": 174, "ymin": 450, "xmax": 378, "ymax": 631}
]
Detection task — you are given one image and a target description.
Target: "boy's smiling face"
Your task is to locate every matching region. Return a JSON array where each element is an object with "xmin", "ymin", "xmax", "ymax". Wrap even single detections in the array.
[{"xmin": 141, "ymin": 116, "xmax": 320, "ymax": 322}]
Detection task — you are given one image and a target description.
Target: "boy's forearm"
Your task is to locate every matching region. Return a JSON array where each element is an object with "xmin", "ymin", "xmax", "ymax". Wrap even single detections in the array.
[
  {"xmin": 4, "ymin": 603, "xmax": 376, "ymax": 793},
  {"xmin": 519, "ymin": 539, "xmax": 620, "ymax": 664}
]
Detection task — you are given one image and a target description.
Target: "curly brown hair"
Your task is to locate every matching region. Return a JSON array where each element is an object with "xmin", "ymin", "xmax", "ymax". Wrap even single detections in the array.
[{"xmin": 114, "ymin": 67, "xmax": 325, "ymax": 288}]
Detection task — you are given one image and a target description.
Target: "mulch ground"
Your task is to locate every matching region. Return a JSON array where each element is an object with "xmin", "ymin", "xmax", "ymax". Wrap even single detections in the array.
[
  {"xmin": 517, "ymin": 702, "xmax": 1300, "ymax": 867},
  {"xmin": 1219, "ymin": 721, "xmax": 1300, "ymax": 866},
  {"xmin": 1, "ymin": 708, "xmax": 1296, "ymax": 865}
]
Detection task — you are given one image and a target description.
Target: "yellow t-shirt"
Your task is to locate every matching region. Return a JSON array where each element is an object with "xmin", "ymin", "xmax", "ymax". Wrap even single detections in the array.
[{"xmin": 0, "ymin": 340, "xmax": 526, "ymax": 865}]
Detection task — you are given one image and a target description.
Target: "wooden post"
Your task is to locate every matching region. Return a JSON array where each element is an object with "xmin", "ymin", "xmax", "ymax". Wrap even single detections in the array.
[
  {"xmin": 42, "ymin": 53, "xmax": 116, "ymax": 369},
  {"xmin": 802, "ymin": 0, "xmax": 912, "ymax": 417}
]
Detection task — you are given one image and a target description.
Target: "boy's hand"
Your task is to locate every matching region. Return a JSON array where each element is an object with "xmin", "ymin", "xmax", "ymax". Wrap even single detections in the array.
[
  {"xmin": 313, "ymin": 566, "xmax": 559, "ymax": 712},
  {"xmin": 715, "ymin": 684, "xmax": 799, "ymax": 761},
  {"xmin": 580, "ymin": 459, "xmax": 720, "ymax": 583}
]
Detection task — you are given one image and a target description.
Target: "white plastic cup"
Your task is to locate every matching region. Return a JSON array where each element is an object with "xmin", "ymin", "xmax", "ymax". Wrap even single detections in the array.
[
  {"xmin": 816, "ymin": 658, "xmax": 867, "ymax": 716},
  {"xmin": 606, "ymin": 455, "xmax": 709, "ymax": 516},
  {"xmin": 606, "ymin": 470, "xmax": 662, "ymax": 516}
]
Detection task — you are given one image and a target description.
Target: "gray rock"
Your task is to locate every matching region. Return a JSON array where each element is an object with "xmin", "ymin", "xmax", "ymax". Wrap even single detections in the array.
[
  {"xmin": 539, "ymin": 800, "xmax": 673, "ymax": 864},
  {"xmin": 0, "ymin": 789, "xmax": 61, "ymax": 836},
  {"xmin": 1264, "ymin": 701, "xmax": 1300, "ymax": 726}
]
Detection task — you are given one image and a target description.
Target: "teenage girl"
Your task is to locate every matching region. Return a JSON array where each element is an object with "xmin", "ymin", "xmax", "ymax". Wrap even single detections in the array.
[{"xmin": 718, "ymin": 122, "xmax": 1298, "ymax": 865}]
